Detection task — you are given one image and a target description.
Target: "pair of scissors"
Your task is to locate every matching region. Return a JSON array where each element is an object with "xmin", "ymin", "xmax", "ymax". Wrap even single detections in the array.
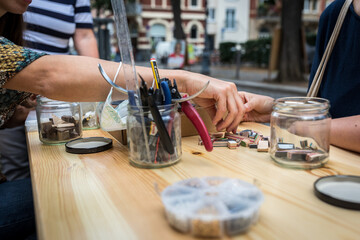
[{"xmin": 165, "ymin": 79, "xmax": 213, "ymax": 152}]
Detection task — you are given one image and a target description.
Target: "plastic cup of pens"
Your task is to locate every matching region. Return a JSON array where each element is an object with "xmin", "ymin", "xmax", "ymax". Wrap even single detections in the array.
[
  {"xmin": 270, "ymin": 97, "xmax": 331, "ymax": 169},
  {"xmin": 127, "ymin": 103, "xmax": 182, "ymax": 168}
]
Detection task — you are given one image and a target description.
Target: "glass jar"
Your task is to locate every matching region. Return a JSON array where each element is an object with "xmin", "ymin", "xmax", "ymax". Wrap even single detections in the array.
[
  {"xmin": 36, "ymin": 96, "xmax": 82, "ymax": 144},
  {"xmin": 80, "ymin": 102, "xmax": 100, "ymax": 130},
  {"xmin": 127, "ymin": 104, "xmax": 182, "ymax": 168},
  {"xmin": 270, "ymin": 97, "xmax": 331, "ymax": 169}
]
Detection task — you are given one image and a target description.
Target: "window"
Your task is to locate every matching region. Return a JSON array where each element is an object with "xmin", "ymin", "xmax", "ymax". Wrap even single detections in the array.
[
  {"xmin": 190, "ymin": 25, "xmax": 197, "ymax": 39},
  {"xmin": 208, "ymin": 8, "xmax": 215, "ymax": 22},
  {"xmin": 304, "ymin": 0, "xmax": 310, "ymax": 12},
  {"xmin": 312, "ymin": 0, "xmax": 318, "ymax": 11},
  {"xmin": 304, "ymin": 0, "xmax": 318, "ymax": 13},
  {"xmin": 191, "ymin": 0, "xmax": 197, "ymax": 6},
  {"xmin": 225, "ymin": 9, "xmax": 236, "ymax": 29}
]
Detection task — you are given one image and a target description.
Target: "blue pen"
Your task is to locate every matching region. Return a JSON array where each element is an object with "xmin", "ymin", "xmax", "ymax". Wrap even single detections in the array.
[{"xmin": 160, "ymin": 81, "xmax": 172, "ymax": 105}]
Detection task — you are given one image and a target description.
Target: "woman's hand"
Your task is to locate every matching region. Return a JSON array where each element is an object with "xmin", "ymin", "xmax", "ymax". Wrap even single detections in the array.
[
  {"xmin": 2, "ymin": 94, "xmax": 37, "ymax": 129},
  {"xmin": 238, "ymin": 91, "xmax": 274, "ymax": 123},
  {"xmin": 180, "ymin": 71, "xmax": 245, "ymax": 133}
]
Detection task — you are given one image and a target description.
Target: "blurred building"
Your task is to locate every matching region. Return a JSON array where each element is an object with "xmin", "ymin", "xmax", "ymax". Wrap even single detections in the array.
[
  {"xmin": 207, "ymin": 0, "xmax": 250, "ymax": 50},
  {"xmin": 249, "ymin": 0, "xmax": 335, "ymax": 39},
  {"xmin": 135, "ymin": 0, "xmax": 207, "ymax": 60}
]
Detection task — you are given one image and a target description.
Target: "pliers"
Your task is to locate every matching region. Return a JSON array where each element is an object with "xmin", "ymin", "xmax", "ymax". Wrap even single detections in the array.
[{"xmin": 165, "ymin": 79, "xmax": 213, "ymax": 152}]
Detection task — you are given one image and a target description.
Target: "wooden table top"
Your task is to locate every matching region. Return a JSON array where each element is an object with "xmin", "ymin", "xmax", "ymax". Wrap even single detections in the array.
[{"xmin": 26, "ymin": 122, "xmax": 360, "ymax": 240}]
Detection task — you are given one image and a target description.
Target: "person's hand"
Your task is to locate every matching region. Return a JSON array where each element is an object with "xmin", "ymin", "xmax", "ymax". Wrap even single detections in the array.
[
  {"xmin": 181, "ymin": 72, "xmax": 245, "ymax": 133},
  {"xmin": 238, "ymin": 91, "xmax": 274, "ymax": 123},
  {"xmin": 2, "ymin": 94, "xmax": 37, "ymax": 128}
]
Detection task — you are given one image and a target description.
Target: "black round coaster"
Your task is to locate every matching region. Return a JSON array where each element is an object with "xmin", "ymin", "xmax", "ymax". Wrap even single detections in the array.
[
  {"xmin": 314, "ymin": 175, "xmax": 360, "ymax": 210},
  {"xmin": 65, "ymin": 137, "xmax": 112, "ymax": 154}
]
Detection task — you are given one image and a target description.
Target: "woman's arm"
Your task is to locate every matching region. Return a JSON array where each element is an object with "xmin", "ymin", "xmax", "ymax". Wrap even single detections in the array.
[
  {"xmin": 3, "ymin": 55, "xmax": 245, "ymax": 132},
  {"xmin": 330, "ymin": 115, "xmax": 360, "ymax": 153},
  {"xmin": 73, "ymin": 28, "xmax": 99, "ymax": 58}
]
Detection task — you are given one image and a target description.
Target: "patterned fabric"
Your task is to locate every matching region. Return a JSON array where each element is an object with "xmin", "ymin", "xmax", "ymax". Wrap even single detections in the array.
[{"xmin": 0, "ymin": 37, "xmax": 46, "ymax": 127}]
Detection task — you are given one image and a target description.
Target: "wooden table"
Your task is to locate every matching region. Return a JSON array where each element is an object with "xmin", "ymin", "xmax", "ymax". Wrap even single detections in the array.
[{"xmin": 25, "ymin": 122, "xmax": 360, "ymax": 240}]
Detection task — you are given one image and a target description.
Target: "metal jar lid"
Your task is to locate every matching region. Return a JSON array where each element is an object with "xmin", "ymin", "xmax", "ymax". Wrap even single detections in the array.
[
  {"xmin": 314, "ymin": 175, "xmax": 360, "ymax": 210},
  {"xmin": 65, "ymin": 137, "xmax": 112, "ymax": 154}
]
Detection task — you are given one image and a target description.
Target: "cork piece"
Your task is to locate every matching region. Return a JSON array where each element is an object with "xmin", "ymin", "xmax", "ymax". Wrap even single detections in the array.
[
  {"xmin": 300, "ymin": 140, "xmax": 308, "ymax": 149},
  {"xmin": 213, "ymin": 140, "xmax": 229, "ymax": 147},
  {"xmin": 239, "ymin": 129, "xmax": 252, "ymax": 137},
  {"xmin": 240, "ymin": 139, "xmax": 250, "ymax": 147},
  {"xmin": 52, "ymin": 115, "xmax": 65, "ymax": 125},
  {"xmin": 306, "ymin": 152, "xmax": 325, "ymax": 162},
  {"xmin": 227, "ymin": 140, "xmax": 237, "ymax": 149},
  {"xmin": 249, "ymin": 144, "xmax": 258, "ymax": 149},
  {"xmin": 61, "ymin": 115, "xmax": 76, "ymax": 124},
  {"xmin": 57, "ymin": 129, "xmax": 70, "ymax": 141},
  {"xmin": 257, "ymin": 140, "xmax": 269, "ymax": 152},
  {"xmin": 275, "ymin": 151, "xmax": 288, "ymax": 158},
  {"xmin": 211, "ymin": 132, "xmax": 225, "ymax": 139},
  {"xmin": 277, "ymin": 143, "xmax": 295, "ymax": 150},
  {"xmin": 287, "ymin": 150, "xmax": 313, "ymax": 161},
  {"xmin": 40, "ymin": 115, "xmax": 81, "ymax": 143}
]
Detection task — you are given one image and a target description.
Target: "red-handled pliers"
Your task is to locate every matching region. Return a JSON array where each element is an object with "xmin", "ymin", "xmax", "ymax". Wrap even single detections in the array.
[{"xmin": 169, "ymin": 79, "xmax": 213, "ymax": 152}]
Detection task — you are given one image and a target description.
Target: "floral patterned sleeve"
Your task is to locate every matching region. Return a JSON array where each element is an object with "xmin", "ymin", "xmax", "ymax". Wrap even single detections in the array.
[{"xmin": 0, "ymin": 37, "xmax": 47, "ymax": 127}]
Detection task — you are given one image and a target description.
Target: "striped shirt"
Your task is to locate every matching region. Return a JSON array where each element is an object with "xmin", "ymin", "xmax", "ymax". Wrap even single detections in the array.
[{"xmin": 23, "ymin": 0, "xmax": 94, "ymax": 55}]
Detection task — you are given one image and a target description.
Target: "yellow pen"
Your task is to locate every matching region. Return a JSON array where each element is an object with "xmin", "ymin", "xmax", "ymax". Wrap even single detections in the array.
[{"xmin": 150, "ymin": 58, "xmax": 161, "ymax": 89}]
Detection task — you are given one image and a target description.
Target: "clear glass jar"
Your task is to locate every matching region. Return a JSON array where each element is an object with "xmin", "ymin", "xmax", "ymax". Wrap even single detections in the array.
[
  {"xmin": 270, "ymin": 97, "xmax": 331, "ymax": 169},
  {"xmin": 36, "ymin": 96, "xmax": 82, "ymax": 144},
  {"xmin": 80, "ymin": 102, "xmax": 100, "ymax": 130},
  {"xmin": 127, "ymin": 104, "xmax": 182, "ymax": 168}
]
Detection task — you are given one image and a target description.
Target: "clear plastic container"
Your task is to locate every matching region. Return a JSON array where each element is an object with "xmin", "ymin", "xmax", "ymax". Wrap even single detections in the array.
[
  {"xmin": 80, "ymin": 102, "xmax": 100, "ymax": 130},
  {"xmin": 161, "ymin": 177, "xmax": 263, "ymax": 237},
  {"xmin": 270, "ymin": 97, "xmax": 331, "ymax": 169},
  {"xmin": 36, "ymin": 96, "xmax": 82, "ymax": 144},
  {"xmin": 127, "ymin": 104, "xmax": 182, "ymax": 168}
]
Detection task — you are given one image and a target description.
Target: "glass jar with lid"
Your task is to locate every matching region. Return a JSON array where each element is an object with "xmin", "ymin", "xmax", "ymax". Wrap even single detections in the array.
[
  {"xmin": 270, "ymin": 97, "xmax": 331, "ymax": 169},
  {"xmin": 36, "ymin": 96, "xmax": 82, "ymax": 144}
]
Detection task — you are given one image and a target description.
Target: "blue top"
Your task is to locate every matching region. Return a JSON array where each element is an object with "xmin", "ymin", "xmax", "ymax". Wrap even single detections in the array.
[{"xmin": 308, "ymin": 0, "xmax": 360, "ymax": 118}]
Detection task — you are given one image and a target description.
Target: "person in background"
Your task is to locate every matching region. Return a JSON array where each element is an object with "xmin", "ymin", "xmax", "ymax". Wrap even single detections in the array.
[
  {"xmin": 238, "ymin": 0, "xmax": 360, "ymax": 153},
  {"xmin": 0, "ymin": 0, "xmax": 245, "ymax": 238},
  {"xmin": 0, "ymin": 0, "xmax": 99, "ymax": 182},
  {"xmin": 23, "ymin": 0, "xmax": 98, "ymax": 57},
  {"xmin": 167, "ymin": 41, "xmax": 185, "ymax": 69}
]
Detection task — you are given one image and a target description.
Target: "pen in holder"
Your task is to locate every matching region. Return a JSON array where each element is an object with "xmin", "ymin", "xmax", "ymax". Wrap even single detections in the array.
[{"xmin": 127, "ymin": 104, "xmax": 182, "ymax": 168}]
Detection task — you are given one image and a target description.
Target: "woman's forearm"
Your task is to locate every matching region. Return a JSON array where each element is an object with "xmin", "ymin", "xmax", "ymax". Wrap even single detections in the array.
[
  {"xmin": 4, "ymin": 54, "xmax": 244, "ymax": 132},
  {"xmin": 330, "ymin": 115, "xmax": 360, "ymax": 153},
  {"xmin": 4, "ymin": 55, "xmax": 186, "ymax": 102}
]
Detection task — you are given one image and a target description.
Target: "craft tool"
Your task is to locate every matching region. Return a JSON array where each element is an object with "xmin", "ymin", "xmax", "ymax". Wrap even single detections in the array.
[
  {"xmin": 147, "ymin": 92, "xmax": 174, "ymax": 155},
  {"xmin": 168, "ymin": 79, "xmax": 213, "ymax": 152}
]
